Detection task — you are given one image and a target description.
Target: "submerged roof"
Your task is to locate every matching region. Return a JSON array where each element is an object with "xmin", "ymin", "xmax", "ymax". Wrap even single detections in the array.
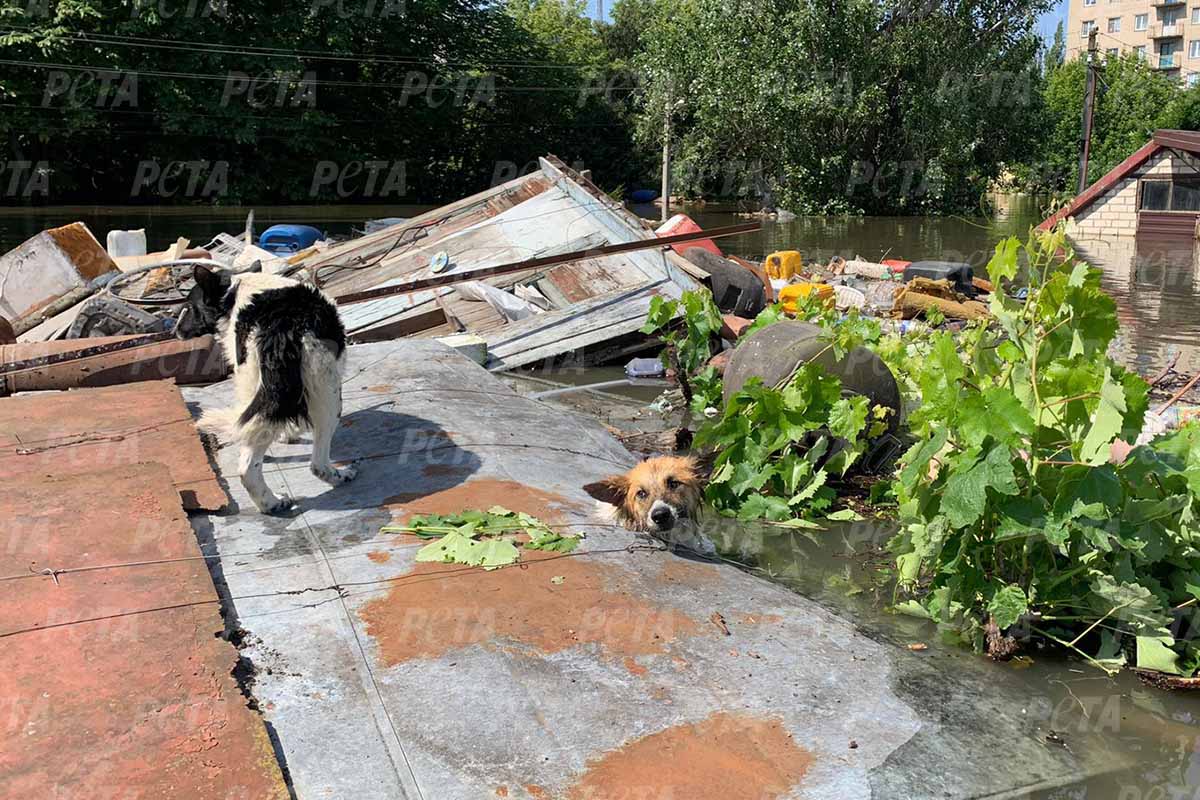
[{"xmin": 1038, "ymin": 129, "xmax": 1200, "ymax": 231}]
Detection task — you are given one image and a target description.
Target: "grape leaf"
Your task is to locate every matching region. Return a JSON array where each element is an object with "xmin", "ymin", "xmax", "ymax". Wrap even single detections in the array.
[
  {"xmin": 1080, "ymin": 368, "xmax": 1127, "ymax": 466},
  {"xmin": 1136, "ymin": 633, "xmax": 1183, "ymax": 675},
  {"xmin": 987, "ymin": 584, "xmax": 1028, "ymax": 630},
  {"xmin": 941, "ymin": 445, "xmax": 1019, "ymax": 528}
]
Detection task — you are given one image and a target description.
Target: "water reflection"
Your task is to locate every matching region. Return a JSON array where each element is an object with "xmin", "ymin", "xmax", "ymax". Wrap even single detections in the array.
[
  {"xmin": 1077, "ymin": 236, "xmax": 1200, "ymax": 377},
  {"xmin": 707, "ymin": 517, "xmax": 1200, "ymax": 800}
]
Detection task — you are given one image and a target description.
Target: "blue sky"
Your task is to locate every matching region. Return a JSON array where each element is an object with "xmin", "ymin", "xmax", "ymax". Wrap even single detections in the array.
[
  {"xmin": 1037, "ymin": 0, "xmax": 1070, "ymax": 43},
  {"xmin": 589, "ymin": 0, "xmax": 1071, "ymax": 45}
]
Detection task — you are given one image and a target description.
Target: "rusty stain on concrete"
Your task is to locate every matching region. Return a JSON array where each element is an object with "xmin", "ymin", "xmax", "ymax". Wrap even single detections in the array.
[
  {"xmin": 565, "ymin": 712, "xmax": 812, "ymax": 800},
  {"xmin": 359, "ymin": 548, "xmax": 704, "ymax": 666},
  {"xmin": 367, "ymin": 550, "xmax": 392, "ymax": 564},
  {"xmin": 383, "ymin": 477, "xmax": 584, "ymax": 524}
]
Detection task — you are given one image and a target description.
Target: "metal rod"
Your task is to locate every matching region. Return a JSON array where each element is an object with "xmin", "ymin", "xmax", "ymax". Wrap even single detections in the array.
[
  {"xmin": 529, "ymin": 378, "xmax": 668, "ymax": 400},
  {"xmin": 334, "ymin": 222, "xmax": 761, "ymax": 306}
]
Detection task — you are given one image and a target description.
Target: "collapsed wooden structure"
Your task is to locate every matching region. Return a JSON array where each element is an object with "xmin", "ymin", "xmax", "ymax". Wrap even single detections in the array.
[{"xmin": 286, "ymin": 157, "xmax": 709, "ymax": 369}]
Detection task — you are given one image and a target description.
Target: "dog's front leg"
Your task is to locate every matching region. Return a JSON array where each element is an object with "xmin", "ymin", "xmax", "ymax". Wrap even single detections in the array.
[
  {"xmin": 309, "ymin": 390, "xmax": 357, "ymax": 485},
  {"xmin": 239, "ymin": 438, "xmax": 293, "ymax": 514}
]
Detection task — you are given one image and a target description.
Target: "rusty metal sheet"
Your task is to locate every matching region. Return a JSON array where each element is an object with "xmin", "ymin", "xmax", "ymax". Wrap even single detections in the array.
[
  {"xmin": 0, "ymin": 379, "xmax": 227, "ymax": 511},
  {"xmin": 0, "ymin": 463, "xmax": 288, "ymax": 800}
]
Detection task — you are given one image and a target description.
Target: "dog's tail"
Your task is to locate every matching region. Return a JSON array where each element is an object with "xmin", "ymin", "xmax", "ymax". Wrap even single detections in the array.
[
  {"xmin": 237, "ymin": 335, "xmax": 308, "ymax": 428},
  {"xmin": 196, "ymin": 406, "xmax": 243, "ymax": 438}
]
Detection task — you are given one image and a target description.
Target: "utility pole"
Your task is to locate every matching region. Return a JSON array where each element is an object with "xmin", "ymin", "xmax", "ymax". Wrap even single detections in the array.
[
  {"xmin": 1077, "ymin": 29, "xmax": 1099, "ymax": 195},
  {"xmin": 661, "ymin": 83, "xmax": 672, "ymax": 223}
]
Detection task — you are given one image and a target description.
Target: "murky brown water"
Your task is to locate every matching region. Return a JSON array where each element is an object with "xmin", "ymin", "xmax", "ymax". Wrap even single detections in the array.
[{"xmin": 711, "ymin": 519, "xmax": 1200, "ymax": 800}]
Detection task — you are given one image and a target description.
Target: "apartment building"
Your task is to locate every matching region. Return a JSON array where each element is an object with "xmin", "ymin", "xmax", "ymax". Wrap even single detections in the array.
[{"xmin": 1067, "ymin": 0, "xmax": 1199, "ymax": 82}]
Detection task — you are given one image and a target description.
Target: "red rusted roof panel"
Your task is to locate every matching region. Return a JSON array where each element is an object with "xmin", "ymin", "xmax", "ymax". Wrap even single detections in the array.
[
  {"xmin": 0, "ymin": 463, "xmax": 288, "ymax": 800},
  {"xmin": 1038, "ymin": 129, "xmax": 1200, "ymax": 231},
  {"xmin": 0, "ymin": 379, "xmax": 226, "ymax": 511},
  {"xmin": 1038, "ymin": 139, "xmax": 1161, "ymax": 231}
]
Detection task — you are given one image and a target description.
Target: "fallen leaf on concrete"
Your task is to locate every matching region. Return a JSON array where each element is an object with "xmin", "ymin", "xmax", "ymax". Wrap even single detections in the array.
[
  {"xmin": 710, "ymin": 612, "xmax": 731, "ymax": 636},
  {"xmin": 907, "ymin": 643, "xmax": 928, "ymax": 651}
]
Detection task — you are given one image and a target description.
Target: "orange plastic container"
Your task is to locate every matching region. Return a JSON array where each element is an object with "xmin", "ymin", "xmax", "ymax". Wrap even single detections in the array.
[{"xmin": 778, "ymin": 282, "xmax": 834, "ymax": 312}]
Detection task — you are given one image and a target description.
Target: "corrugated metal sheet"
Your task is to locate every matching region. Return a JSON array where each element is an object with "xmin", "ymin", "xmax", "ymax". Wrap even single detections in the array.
[
  {"xmin": 1137, "ymin": 211, "xmax": 1199, "ymax": 238},
  {"xmin": 0, "ymin": 379, "xmax": 227, "ymax": 511},
  {"xmin": 0, "ymin": 462, "xmax": 289, "ymax": 800}
]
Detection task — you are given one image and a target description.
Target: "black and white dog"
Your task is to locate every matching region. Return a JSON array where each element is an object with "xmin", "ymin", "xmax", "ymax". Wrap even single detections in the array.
[{"xmin": 177, "ymin": 265, "xmax": 357, "ymax": 513}]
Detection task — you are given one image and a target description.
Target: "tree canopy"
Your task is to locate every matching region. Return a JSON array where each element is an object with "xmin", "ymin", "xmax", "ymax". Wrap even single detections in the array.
[{"xmin": 1, "ymin": 0, "xmax": 1198, "ymax": 211}]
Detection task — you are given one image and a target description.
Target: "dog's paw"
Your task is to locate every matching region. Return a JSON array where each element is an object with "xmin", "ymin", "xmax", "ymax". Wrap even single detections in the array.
[
  {"xmin": 312, "ymin": 463, "xmax": 358, "ymax": 485},
  {"xmin": 261, "ymin": 495, "xmax": 296, "ymax": 515}
]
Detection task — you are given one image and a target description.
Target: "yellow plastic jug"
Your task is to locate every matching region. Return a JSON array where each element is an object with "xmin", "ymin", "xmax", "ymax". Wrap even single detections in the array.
[
  {"xmin": 778, "ymin": 282, "xmax": 834, "ymax": 313},
  {"xmin": 764, "ymin": 250, "xmax": 802, "ymax": 280}
]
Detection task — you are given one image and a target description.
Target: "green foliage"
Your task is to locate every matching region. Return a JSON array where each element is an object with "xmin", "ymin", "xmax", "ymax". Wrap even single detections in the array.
[
  {"xmin": 0, "ymin": 0, "xmax": 643, "ymax": 204},
  {"xmin": 382, "ymin": 506, "xmax": 580, "ymax": 570},
  {"xmin": 635, "ymin": 0, "xmax": 1047, "ymax": 213},
  {"xmin": 890, "ymin": 228, "xmax": 1200, "ymax": 675},
  {"xmin": 1030, "ymin": 52, "xmax": 1193, "ymax": 194},
  {"xmin": 640, "ymin": 290, "xmax": 724, "ymax": 414},
  {"xmin": 695, "ymin": 366, "xmax": 877, "ymax": 521}
]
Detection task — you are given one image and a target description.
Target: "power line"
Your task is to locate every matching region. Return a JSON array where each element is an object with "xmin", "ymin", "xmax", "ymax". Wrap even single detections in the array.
[
  {"xmin": 0, "ymin": 57, "xmax": 641, "ymax": 92},
  {"xmin": 0, "ymin": 103, "xmax": 631, "ymax": 128},
  {"xmin": 0, "ymin": 25, "xmax": 613, "ymax": 71},
  {"xmin": 1093, "ymin": 29, "xmax": 1200, "ymax": 77}
]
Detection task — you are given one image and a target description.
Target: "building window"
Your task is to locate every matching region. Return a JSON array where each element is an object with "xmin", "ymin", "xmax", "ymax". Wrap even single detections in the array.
[
  {"xmin": 1174, "ymin": 182, "xmax": 1200, "ymax": 211},
  {"xmin": 1191, "ymin": 40, "xmax": 1200, "ymax": 57},
  {"xmin": 1141, "ymin": 181, "xmax": 1171, "ymax": 211},
  {"xmin": 1193, "ymin": 7, "xmax": 1200, "ymax": 23},
  {"xmin": 1136, "ymin": 44, "xmax": 1148, "ymax": 60},
  {"xmin": 1190, "ymin": 73, "xmax": 1200, "ymax": 86},
  {"xmin": 1139, "ymin": 180, "xmax": 1200, "ymax": 211},
  {"xmin": 1082, "ymin": 19, "xmax": 1096, "ymax": 37},
  {"xmin": 1108, "ymin": 16, "xmax": 1122, "ymax": 32},
  {"xmin": 1136, "ymin": 13, "xmax": 1148, "ymax": 30},
  {"xmin": 1084, "ymin": 0, "xmax": 1095, "ymax": 5}
]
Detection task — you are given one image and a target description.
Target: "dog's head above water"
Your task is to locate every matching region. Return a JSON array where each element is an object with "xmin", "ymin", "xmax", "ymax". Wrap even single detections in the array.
[{"xmin": 584, "ymin": 455, "xmax": 705, "ymax": 533}]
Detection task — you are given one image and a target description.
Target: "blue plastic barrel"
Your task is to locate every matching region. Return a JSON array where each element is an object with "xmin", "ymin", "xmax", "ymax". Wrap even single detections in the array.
[{"xmin": 258, "ymin": 224, "xmax": 323, "ymax": 255}]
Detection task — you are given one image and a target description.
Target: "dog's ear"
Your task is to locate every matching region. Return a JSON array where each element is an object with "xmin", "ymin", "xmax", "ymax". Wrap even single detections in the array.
[
  {"xmin": 583, "ymin": 475, "xmax": 629, "ymax": 507},
  {"xmin": 193, "ymin": 265, "xmax": 224, "ymax": 297},
  {"xmin": 247, "ymin": 259, "xmax": 263, "ymax": 274},
  {"xmin": 691, "ymin": 450, "xmax": 718, "ymax": 479}
]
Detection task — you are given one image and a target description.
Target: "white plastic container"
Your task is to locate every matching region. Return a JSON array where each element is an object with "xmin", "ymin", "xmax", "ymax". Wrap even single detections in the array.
[{"xmin": 106, "ymin": 229, "xmax": 147, "ymax": 258}]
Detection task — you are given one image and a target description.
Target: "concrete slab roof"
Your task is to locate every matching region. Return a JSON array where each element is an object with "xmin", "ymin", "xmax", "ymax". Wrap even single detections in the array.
[{"xmin": 183, "ymin": 340, "xmax": 1128, "ymax": 799}]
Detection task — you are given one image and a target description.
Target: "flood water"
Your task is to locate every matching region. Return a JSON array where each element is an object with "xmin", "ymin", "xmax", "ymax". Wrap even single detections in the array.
[
  {"xmin": 683, "ymin": 196, "xmax": 1200, "ymax": 381},
  {"xmin": 704, "ymin": 517, "xmax": 1200, "ymax": 800}
]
